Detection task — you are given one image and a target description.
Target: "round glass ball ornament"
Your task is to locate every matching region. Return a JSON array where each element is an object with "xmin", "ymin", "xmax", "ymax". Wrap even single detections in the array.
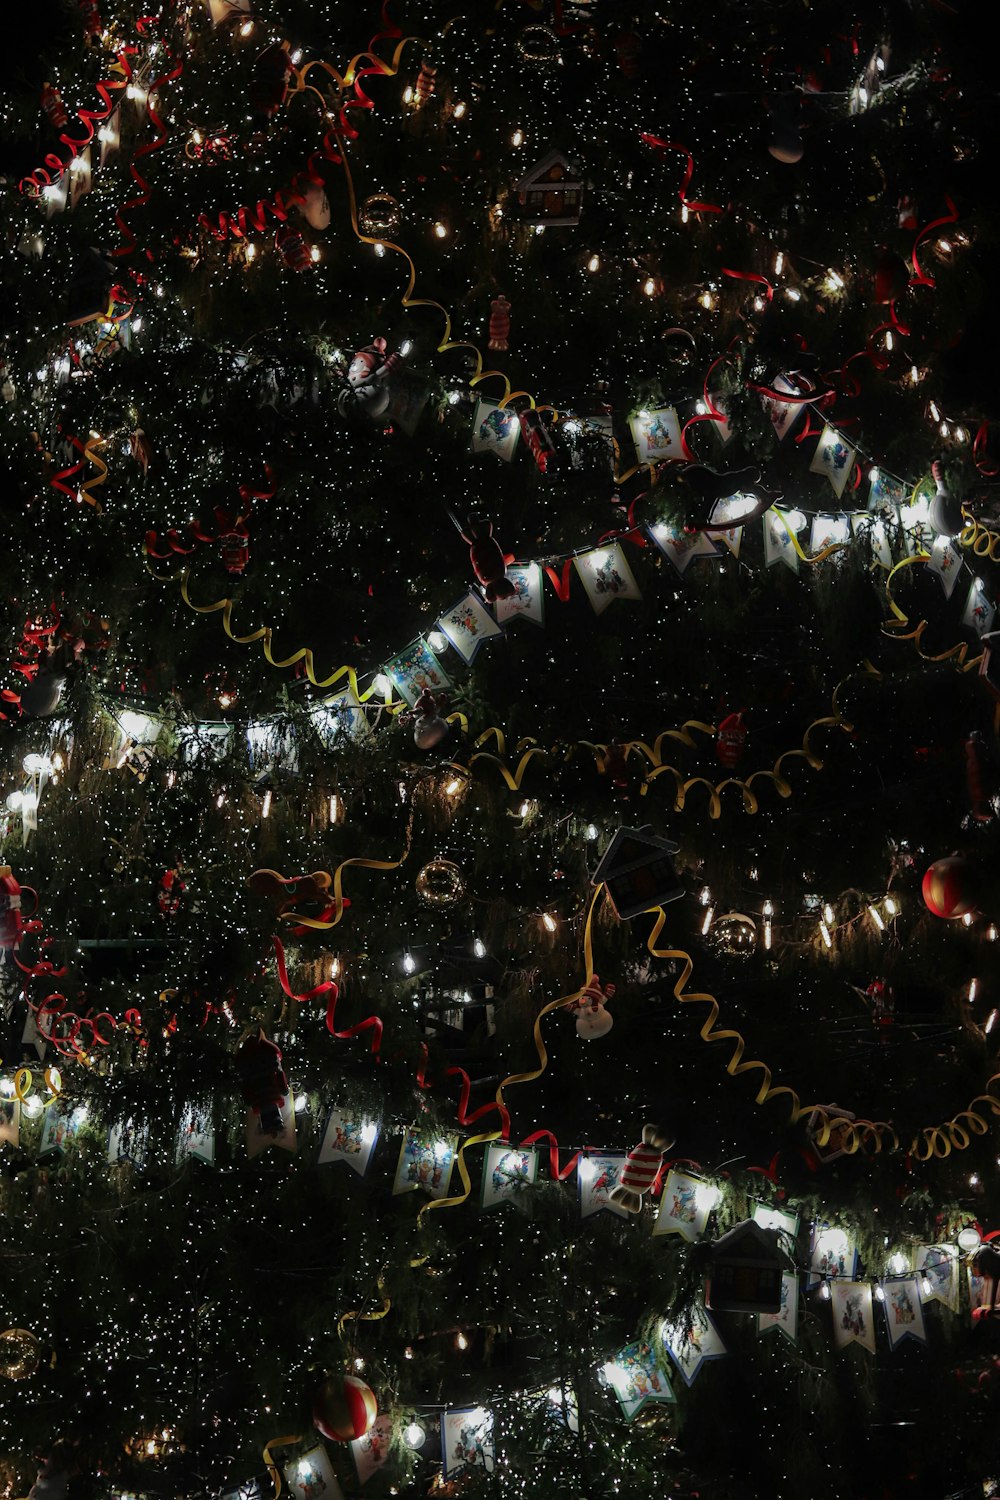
[
  {"xmin": 415, "ymin": 857, "xmax": 465, "ymax": 907},
  {"xmin": 358, "ymin": 192, "xmax": 401, "ymax": 239},
  {"xmin": 0, "ymin": 1328, "xmax": 41, "ymax": 1380},
  {"xmin": 711, "ymin": 912, "xmax": 758, "ymax": 959}
]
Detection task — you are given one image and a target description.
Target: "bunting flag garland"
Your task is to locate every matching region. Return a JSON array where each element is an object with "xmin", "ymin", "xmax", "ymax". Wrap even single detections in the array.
[
  {"xmin": 763, "ymin": 375, "xmax": 809, "ymax": 440},
  {"xmin": 652, "ymin": 1169, "xmax": 713, "ymax": 1241},
  {"xmin": 442, "ymin": 1408, "xmax": 495, "ymax": 1477},
  {"xmin": 810, "ymin": 1226, "xmax": 858, "ymax": 1284},
  {"xmin": 809, "ymin": 514, "xmax": 851, "ymax": 556},
  {"xmin": 961, "ymin": 578, "xmax": 995, "ymax": 636},
  {"xmin": 574, "ymin": 544, "xmax": 642, "ymax": 613},
  {"xmin": 481, "ymin": 1143, "xmax": 540, "ymax": 1209},
  {"xmin": 246, "ymin": 1097, "xmax": 297, "ymax": 1159},
  {"xmin": 629, "ymin": 406, "xmax": 683, "ymax": 464},
  {"xmin": 763, "ymin": 508, "xmax": 802, "ymax": 573},
  {"xmin": 351, "ymin": 1414, "xmax": 393, "ymax": 1486},
  {"xmin": 647, "ymin": 523, "xmax": 718, "ymax": 574},
  {"xmin": 383, "ymin": 641, "xmax": 451, "ymax": 705},
  {"xmin": 470, "ymin": 398, "xmax": 521, "ymax": 460},
  {"xmin": 661, "ymin": 1307, "xmax": 727, "ymax": 1386},
  {"xmin": 284, "ymin": 1445, "xmax": 342, "ymax": 1500},
  {"xmin": 757, "ymin": 1273, "xmax": 800, "ymax": 1343},
  {"xmin": 604, "ymin": 1339, "xmax": 676, "ymax": 1418},
  {"xmin": 436, "ymin": 593, "xmax": 503, "ymax": 663},
  {"xmin": 494, "ymin": 562, "xmax": 545, "ymax": 626},
  {"xmin": 926, "ymin": 536, "xmax": 963, "ymax": 598},
  {"xmin": 318, "ymin": 1109, "xmax": 379, "ymax": 1174},
  {"xmin": 852, "ymin": 512, "xmax": 893, "ymax": 567},
  {"xmin": 831, "ymin": 1280, "xmax": 877, "ymax": 1354},
  {"xmin": 809, "ymin": 424, "xmax": 857, "ymax": 498},
  {"xmin": 392, "ymin": 1132, "xmax": 457, "ymax": 1198},
  {"xmin": 882, "ymin": 1278, "xmax": 928, "ymax": 1349},
  {"xmin": 107, "ymin": 1117, "xmax": 149, "ymax": 1166},
  {"xmin": 915, "ymin": 1245, "xmax": 960, "ymax": 1312},
  {"xmin": 578, "ymin": 1153, "xmax": 629, "ymax": 1219}
]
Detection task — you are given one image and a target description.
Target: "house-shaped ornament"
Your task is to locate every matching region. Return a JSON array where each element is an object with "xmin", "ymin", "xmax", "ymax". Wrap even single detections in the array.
[
  {"xmin": 515, "ymin": 149, "xmax": 584, "ymax": 227},
  {"xmin": 592, "ymin": 825, "xmax": 683, "ymax": 921},
  {"xmin": 705, "ymin": 1221, "xmax": 786, "ymax": 1314}
]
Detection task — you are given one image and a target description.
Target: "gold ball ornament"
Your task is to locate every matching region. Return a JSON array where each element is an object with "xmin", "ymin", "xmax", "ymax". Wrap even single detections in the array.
[
  {"xmin": 0, "ymin": 1328, "xmax": 42, "ymax": 1380},
  {"xmin": 358, "ymin": 192, "xmax": 401, "ymax": 239},
  {"xmin": 711, "ymin": 912, "xmax": 758, "ymax": 959},
  {"xmin": 415, "ymin": 857, "xmax": 465, "ymax": 907}
]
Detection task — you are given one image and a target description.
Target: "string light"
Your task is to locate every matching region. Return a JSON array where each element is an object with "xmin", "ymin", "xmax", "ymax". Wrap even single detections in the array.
[
  {"xmin": 762, "ymin": 900, "xmax": 773, "ymax": 950},
  {"xmin": 587, "ymin": 254, "xmax": 600, "ymax": 272},
  {"xmin": 541, "ymin": 912, "xmax": 557, "ymax": 933},
  {"xmin": 868, "ymin": 904, "xmax": 885, "ymax": 932}
]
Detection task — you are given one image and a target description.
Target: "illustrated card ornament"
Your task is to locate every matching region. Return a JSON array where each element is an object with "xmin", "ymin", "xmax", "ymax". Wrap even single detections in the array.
[
  {"xmin": 437, "ymin": 593, "xmax": 503, "ymax": 663},
  {"xmin": 763, "ymin": 507, "xmax": 802, "ymax": 573},
  {"xmin": 383, "ymin": 641, "xmax": 451, "ymax": 707},
  {"xmin": 752, "ymin": 1201, "xmax": 800, "ymax": 1245},
  {"xmin": 809, "ymin": 514, "xmax": 850, "ymax": 557},
  {"xmin": 578, "ymin": 1153, "xmax": 628, "ymax": 1219},
  {"xmin": 351, "ymin": 1413, "xmax": 393, "ymax": 1486},
  {"xmin": 962, "ymin": 578, "xmax": 995, "ymax": 636},
  {"xmin": 648, "ymin": 523, "xmax": 718, "ymax": 574},
  {"xmin": 392, "ymin": 1132, "xmax": 457, "ymax": 1198},
  {"xmin": 176, "ymin": 1100, "xmax": 215, "ymax": 1166},
  {"xmin": 574, "ymin": 544, "xmax": 642, "ymax": 614},
  {"xmin": 318, "ymin": 1109, "xmax": 379, "ymax": 1175},
  {"xmin": 38, "ymin": 1102, "xmax": 85, "ymax": 1157},
  {"xmin": 915, "ymin": 1244, "xmax": 960, "ymax": 1311},
  {"xmin": 899, "ymin": 499, "xmax": 933, "ymax": 557},
  {"xmin": 629, "ymin": 406, "xmax": 683, "ymax": 464},
  {"xmin": 494, "ymin": 562, "xmax": 545, "ymax": 627},
  {"xmin": 481, "ymin": 1143, "xmax": 539, "ymax": 1209},
  {"xmin": 442, "ymin": 1407, "xmax": 495, "ymax": 1477},
  {"xmin": 653, "ymin": 1168, "xmax": 713, "ymax": 1242},
  {"xmin": 809, "ymin": 1225, "xmax": 857, "ymax": 1285},
  {"xmin": 868, "ymin": 468, "xmax": 906, "ymax": 511},
  {"xmin": 926, "ymin": 536, "xmax": 963, "ymax": 598},
  {"xmin": 831, "ymin": 1280, "xmax": 876, "ymax": 1354},
  {"xmin": 604, "ymin": 1339, "xmax": 675, "ymax": 1419},
  {"xmin": 470, "ymin": 398, "xmax": 521, "ymax": 461},
  {"xmin": 0, "ymin": 1098, "xmax": 20, "ymax": 1150},
  {"xmin": 762, "ymin": 374, "xmax": 808, "ymax": 440},
  {"xmin": 593, "ymin": 825, "xmax": 683, "ymax": 920},
  {"xmin": 108, "ymin": 1117, "xmax": 149, "ymax": 1167},
  {"xmin": 757, "ymin": 1272, "xmax": 800, "ymax": 1343},
  {"xmin": 284, "ymin": 1444, "xmax": 343, "ymax": 1500},
  {"xmin": 882, "ymin": 1278, "xmax": 927, "ymax": 1348},
  {"xmin": 852, "ymin": 512, "xmax": 893, "ymax": 568},
  {"xmin": 809, "ymin": 423, "xmax": 856, "ymax": 497},
  {"xmin": 661, "ymin": 1306, "xmax": 727, "ymax": 1386}
]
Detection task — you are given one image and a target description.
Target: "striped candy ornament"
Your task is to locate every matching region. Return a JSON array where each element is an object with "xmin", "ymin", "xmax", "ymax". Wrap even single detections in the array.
[
  {"xmin": 312, "ymin": 1373, "xmax": 378, "ymax": 1442},
  {"xmin": 609, "ymin": 1124, "xmax": 674, "ymax": 1214}
]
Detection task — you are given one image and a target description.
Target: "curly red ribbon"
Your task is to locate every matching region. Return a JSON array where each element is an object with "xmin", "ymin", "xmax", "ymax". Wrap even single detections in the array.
[{"xmin": 640, "ymin": 134, "xmax": 723, "ymax": 214}]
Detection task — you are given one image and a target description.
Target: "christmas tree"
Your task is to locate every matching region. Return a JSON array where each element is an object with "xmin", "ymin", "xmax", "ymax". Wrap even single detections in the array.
[{"xmin": 4, "ymin": 2, "xmax": 1000, "ymax": 1497}]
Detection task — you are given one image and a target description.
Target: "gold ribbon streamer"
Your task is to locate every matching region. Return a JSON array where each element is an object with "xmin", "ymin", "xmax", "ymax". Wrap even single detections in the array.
[
  {"xmin": 882, "ymin": 555, "xmax": 985, "ymax": 672},
  {"xmin": 263, "ymin": 1434, "xmax": 301, "ymax": 1500},
  {"xmin": 336, "ymin": 1273, "xmax": 392, "ymax": 1340},
  {"xmin": 960, "ymin": 509, "xmax": 1000, "ymax": 562},
  {"xmin": 80, "ymin": 437, "xmax": 107, "ymax": 513},
  {"xmin": 773, "ymin": 508, "xmax": 851, "ymax": 565},
  {"xmin": 277, "ymin": 816, "xmax": 414, "ymax": 931},
  {"xmin": 11, "ymin": 1065, "xmax": 62, "ymax": 1108}
]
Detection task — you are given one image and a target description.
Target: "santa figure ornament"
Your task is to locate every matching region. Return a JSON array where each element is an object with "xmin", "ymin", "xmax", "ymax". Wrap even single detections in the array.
[
  {"xmin": 609, "ymin": 1124, "xmax": 674, "ymax": 1213},
  {"xmin": 235, "ymin": 1028, "xmax": 288, "ymax": 1136},
  {"xmin": 338, "ymin": 338, "xmax": 403, "ymax": 419}
]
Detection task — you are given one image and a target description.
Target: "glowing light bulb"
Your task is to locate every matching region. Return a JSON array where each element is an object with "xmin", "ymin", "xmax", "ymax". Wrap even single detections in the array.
[
  {"xmin": 456, "ymin": 1331, "xmax": 469, "ymax": 1350},
  {"xmin": 774, "ymin": 251, "xmax": 784, "ymax": 275},
  {"xmin": 541, "ymin": 912, "xmax": 557, "ymax": 933},
  {"xmin": 404, "ymin": 1421, "xmax": 425, "ymax": 1448},
  {"xmin": 239, "ymin": 18, "xmax": 253, "ymax": 35},
  {"xmin": 433, "ymin": 222, "xmax": 448, "ymax": 239},
  {"xmin": 643, "ymin": 277, "xmax": 656, "ymax": 296},
  {"xmin": 453, "ymin": 101, "xmax": 467, "ymax": 118},
  {"xmin": 427, "ymin": 630, "xmax": 447, "ymax": 651},
  {"xmin": 819, "ymin": 921, "xmax": 832, "ymax": 949},
  {"xmin": 261, "ymin": 790, "xmax": 271, "ymax": 818},
  {"xmin": 309, "ymin": 245, "xmax": 321, "ymax": 262},
  {"xmin": 868, "ymin": 904, "xmax": 885, "ymax": 932},
  {"xmin": 244, "ymin": 244, "xmax": 256, "ymax": 262},
  {"xmin": 473, "ymin": 936, "xmax": 486, "ymax": 959},
  {"xmin": 587, "ymin": 254, "xmax": 600, "ymax": 272},
  {"xmin": 402, "ymin": 950, "xmax": 416, "ymax": 974},
  {"xmin": 511, "ymin": 129, "xmax": 524, "ymax": 147}
]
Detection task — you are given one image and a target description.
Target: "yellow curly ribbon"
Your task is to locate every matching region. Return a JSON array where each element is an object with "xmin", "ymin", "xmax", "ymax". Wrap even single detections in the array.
[
  {"xmin": 773, "ymin": 508, "xmax": 851, "ymax": 565},
  {"xmin": 883, "ymin": 556, "xmax": 985, "ymax": 672},
  {"xmin": 454, "ymin": 745, "xmax": 548, "ymax": 791},
  {"xmin": 11, "ymin": 1066, "xmax": 62, "ymax": 1109},
  {"xmin": 960, "ymin": 509, "xmax": 1000, "ymax": 561},
  {"xmin": 263, "ymin": 1434, "xmax": 302, "ymax": 1500},
  {"xmin": 80, "ymin": 436, "xmax": 107, "ymax": 513},
  {"xmin": 337, "ymin": 1272, "xmax": 392, "ymax": 1340},
  {"xmin": 415, "ymin": 1128, "xmax": 504, "ymax": 1223},
  {"xmin": 276, "ymin": 819, "xmax": 414, "ymax": 932}
]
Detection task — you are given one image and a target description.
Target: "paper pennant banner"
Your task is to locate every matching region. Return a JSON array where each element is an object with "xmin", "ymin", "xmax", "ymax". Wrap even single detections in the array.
[
  {"xmin": 443, "ymin": 1408, "xmax": 495, "ymax": 1476},
  {"xmin": 757, "ymin": 1272, "xmax": 800, "ymax": 1343},
  {"xmin": 648, "ymin": 523, "xmax": 718, "ymax": 574},
  {"xmin": 629, "ymin": 406, "xmax": 683, "ymax": 464},
  {"xmin": 574, "ymin": 544, "xmax": 642, "ymax": 614},
  {"xmin": 383, "ymin": 640, "xmax": 451, "ymax": 707},
  {"xmin": 481, "ymin": 1143, "xmax": 539, "ymax": 1209},
  {"xmin": 69, "ymin": 147, "xmax": 93, "ymax": 210},
  {"xmin": 711, "ymin": 402, "xmax": 733, "ymax": 445},
  {"xmin": 653, "ymin": 1169, "xmax": 712, "ymax": 1242},
  {"xmin": 763, "ymin": 375, "xmax": 808, "ymax": 441},
  {"xmin": 494, "ymin": 562, "xmax": 545, "ymax": 626},
  {"xmin": 882, "ymin": 1278, "xmax": 928, "ymax": 1349},
  {"xmin": 604, "ymin": 1339, "xmax": 675, "ymax": 1418},
  {"xmin": 21, "ymin": 1004, "xmax": 46, "ymax": 1061},
  {"xmin": 284, "ymin": 1444, "xmax": 343, "ymax": 1500},
  {"xmin": 752, "ymin": 1202, "xmax": 800, "ymax": 1243},
  {"xmin": 437, "ymin": 592, "xmax": 503, "ymax": 663},
  {"xmin": 962, "ymin": 578, "xmax": 996, "ymax": 636},
  {"xmin": 99, "ymin": 106, "xmax": 121, "ymax": 167},
  {"xmin": 926, "ymin": 536, "xmax": 963, "ymax": 598},
  {"xmin": 661, "ymin": 1306, "xmax": 727, "ymax": 1386},
  {"xmin": 318, "ymin": 1109, "xmax": 379, "ymax": 1174},
  {"xmin": 578, "ymin": 1153, "xmax": 629, "ymax": 1219},
  {"xmin": 763, "ymin": 509, "xmax": 801, "ymax": 573},
  {"xmin": 809, "ymin": 424, "xmax": 856, "ymax": 498},
  {"xmin": 392, "ymin": 1131, "xmax": 457, "ymax": 1198},
  {"xmin": 915, "ymin": 1244, "xmax": 960, "ymax": 1312},
  {"xmin": 899, "ymin": 501, "xmax": 933, "ymax": 557},
  {"xmin": 471, "ymin": 398, "xmax": 520, "ymax": 461},
  {"xmin": 809, "ymin": 1226, "xmax": 857, "ymax": 1286},
  {"xmin": 311, "ymin": 691, "xmax": 371, "ymax": 746},
  {"xmin": 0, "ymin": 1098, "xmax": 20, "ymax": 1150},
  {"xmin": 177, "ymin": 1101, "xmax": 215, "ymax": 1166},
  {"xmin": 45, "ymin": 173, "xmax": 68, "ymax": 217},
  {"xmin": 831, "ymin": 1281, "xmax": 876, "ymax": 1353},
  {"xmin": 852, "ymin": 512, "xmax": 893, "ymax": 568},
  {"xmin": 246, "ymin": 1097, "xmax": 297, "ymax": 1159},
  {"xmin": 38, "ymin": 1102, "xmax": 85, "ymax": 1157},
  {"xmin": 108, "ymin": 1117, "xmax": 149, "ymax": 1167},
  {"xmin": 869, "ymin": 468, "xmax": 907, "ymax": 511},
  {"xmin": 351, "ymin": 1413, "xmax": 393, "ymax": 1486},
  {"xmin": 810, "ymin": 513, "xmax": 850, "ymax": 555}
]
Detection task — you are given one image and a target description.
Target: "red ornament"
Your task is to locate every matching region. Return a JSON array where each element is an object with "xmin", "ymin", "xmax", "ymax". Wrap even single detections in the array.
[
  {"xmin": 77, "ymin": 0, "xmax": 101, "ymax": 37},
  {"xmin": 1, "ymin": 866, "xmax": 38, "ymax": 951},
  {"xmin": 312, "ymin": 1374, "xmax": 378, "ymax": 1441},
  {"xmin": 275, "ymin": 225, "xmax": 312, "ymax": 272},
  {"xmin": 921, "ymin": 856, "xmax": 978, "ymax": 920},
  {"xmin": 488, "ymin": 295, "xmax": 511, "ymax": 352},
  {"xmin": 252, "ymin": 42, "xmax": 293, "ymax": 118},
  {"xmin": 716, "ymin": 711, "xmax": 747, "ymax": 768},
  {"xmin": 158, "ymin": 867, "xmax": 185, "ymax": 916},
  {"xmin": 40, "ymin": 83, "xmax": 68, "ymax": 131},
  {"xmin": 461, "ymin": 518, "xmax": 515, "ymax": 602},
  {"xmin": 220, "ymin": 531, "xmax": 249, "ymax": 575},
  {"xmin": 519, "ymin": 409, "xmax": 555, "ymax": 473},
  {"xmin": 235, "ymin": 1028, "xmax": 288, "ymax": 1135},
  {"xmin": 873, "ymin": 249, "xmax": 908, "ymax": 305},
  {"xmin": 608, "ymin": 1124, "xmax": 674, "ymax": 1213},
  {"xmin": 414, "ymin": 59, "xmax": 437, "ymax": 104},
  {"xmin": 615, "ymin": 31, "xmax": 642, "ymax": 78}
]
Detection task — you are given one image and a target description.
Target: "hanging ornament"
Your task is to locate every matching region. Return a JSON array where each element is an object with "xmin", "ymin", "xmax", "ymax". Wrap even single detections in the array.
[
  {"xmin": 338, "ymin": 338, "xmax": 403, "ymax": 420},
  {"xmin": 415, "ymin": 857, "xmax": 465, "ymax": 907},
  {"xmin": 19, "ymin": 670, "xmax": 66, "ymax": 717},
  {"xmin": 1, "ymin": 866, "xmax": 38, "ymax": 951},
  {"xmin": 519, "ymin": 409, "xmax": 556, "ymax": 474},
  {"xmin": 572, "ymin": 974, "xmax": 615, "ymax": 1039},
  {"xmin": 358, "ymin": 193, "xmax": 401, "ymax": 239},
  {"xmin": 928, "ymin": 460, "xmax": 965, "ymax": 537},
  {"xmin": 251, "ymin": 41, "xmax": 293, "ymax": 118},
  {"xmin": 0, "ymin": 1329, "xmax": 42, "ymax": 1381},
  {"xmin": 608, "ymin": 1124, "xmax": 674, "ymax": 1213},
  {"xmin": 716, "ymin": 711, "xmax": 747, "ymax": 768},
  {"xmin": 410, "ymin": 688, "xmax": 450, "ymax": 750},
  {"xmin": 488, "ymin": 295, "xmax": 511, "ymax": 352},
  {"xmin": 866, "ymin": 978, "xmax": 895, "ymax": 1031},
  {"xmin": 275, "ymin": 224, "xmax": 312, "ymax": 272},
  {"xmin": 711, "ymin": 912, "xmax": 757, "ymax": 958},
  {"xmin": 460, "ymin": 517, "xmax": 515, "ymax": 602},
  {"xmin": 220, "ymin": 526, "xmax": 250, "ymax": 575},
  {"xmin": 158, "ymin": 867, "xmax": 186, "ymax": 916},
  {"xmin": 40, "ymin": 83, "xmax": 68, "ymax": 130},
  {"xmin": 312, "ymin": 1373, "xmax": 378, "ymax": 1441},
  {"xmin": 921, "ymin": 856, "xmax": 980, "ymax": 920},
  {"xmin": 767, "ymin": 97, "xmax": 803, "ymax": 163},
  {"xmin": 77, "ymin": 0, "xmax": 101, "ymax": 38},
  {"xmin": 234, "ymin": 1028, "xmax": 288, "ymax": 1136},
  {"xmin": 516, "ymin": 25, "xmax": 561, "ymax": 67},
  {"xmin": 873, "ymin": 248, "xmax": 909, "ymax": 305},
  {"xmin": 413, "ymin": 59, "xmax": 437, "ymax": 105},
  {"xmin": 969, "ymin": 1245, "xmax": 1000, "ymax": 1322}
]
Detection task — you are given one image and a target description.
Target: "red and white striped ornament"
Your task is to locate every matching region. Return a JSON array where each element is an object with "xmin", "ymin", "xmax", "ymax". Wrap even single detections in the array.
[
  {"xmin": 40, "ymin": 83, "xmax": 68, "ymax": 131},
  {"xmin": 275, "ymin": 225, "xmax": 312, "ymax": 272},
  {"xmin": 414, "ymin": 59, "xmax": 437, "ymax": 104},
  {"xmin": 716, "ymin": 710, "xmax": 747, "ymax": 768},
  {"xmin": 488, "ymin": 294, "xmax": 511, "ymax": 352},
  {"xmin": 609, "ymin": 1124, "xmax": 673, "ymax": 1213},
  {"xmin": 312, "ymin": 1374, "xmax": 378, "ymax": 1441}
]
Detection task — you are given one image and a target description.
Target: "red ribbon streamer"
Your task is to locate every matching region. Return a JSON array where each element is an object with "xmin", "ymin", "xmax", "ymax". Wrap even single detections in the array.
[
  {"xmin": 272, "ymin": 937, "xmax": 382, "ymax": 1057},
  {"xmin": 112, "ymin": 42, "xmax": 184, "ymax": 258},
  {"xmin": 722, "ymin": 266, "xmax": 773, "ymax": 302},
  {"xmin": 680, "ymin": 355, "xmax": 729, "ymax": 462},
  {"xmin": 640, "ymin": 134, "xmax": 723, "ymax": 214},
  {"xmin": 909, "ymin": 195, "xmax": 959, "ymax": 289}
]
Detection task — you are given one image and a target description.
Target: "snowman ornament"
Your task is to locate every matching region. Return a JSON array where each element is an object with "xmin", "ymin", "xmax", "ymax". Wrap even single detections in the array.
[{"xmin": 572, "ymin": 973, "xmax": 615, "ymax": 1039}]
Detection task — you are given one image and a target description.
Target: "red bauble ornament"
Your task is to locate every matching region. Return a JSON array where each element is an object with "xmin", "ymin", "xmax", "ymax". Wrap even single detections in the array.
[
  {"xmin": 275, "ymin": 225, "xmax": 312, "ymax": 272},
  {"xmin": 488, "ymin": 295, "xmax": 511, "ymax": 352},
  {"xmin": 716, "ymin": 711, "xmax": 747, "ymax": 768},
  {"xmin": 220, "ymin": 531, "xmax": 249, "ymax": 575},
  {"xmin": 921, "ymin": 856, "xmax": 978, "ymax": 920},
  {"xmin": 40, "ymin": 83, "xmax": 69, "ymax": 130},
  {"xmin": 312, "ymin": 1374, "xmax": 378, "ymax": 1441}
]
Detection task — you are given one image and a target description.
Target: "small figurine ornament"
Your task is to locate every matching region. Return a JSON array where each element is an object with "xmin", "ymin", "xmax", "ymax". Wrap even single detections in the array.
[
  {"xmin": 573, "ymin": 973, "xmax": 615, "ymax": 1038},
  {"xmin": 519, "ymin": 408, "xmax": 556, "ymax": 473},
  {"xmin": 609, "ymin": 1124, "xmax": 674, "ymax": 1213},
  {"xmin": 716, "ymin": 711, "xmax": 747, "ymax": 768},
  {"xmin": 235, "ymin": 1028, "xmax": 288, "ymax": 1136},
  {"xmin": 40, "ymin": 84, "xmax": 68, "ymax": 130},
  {"xmin": 252, "ymin": 41, "xmax": 294, "ymax": 118},
  {"xmin": 220, "ymin": 525, "xmax": 250, "ymax": 575},
  {"xmin": 158, "ymin": 868, "xmax": 185, "ymax": 916},
  {"xmin": 275, "ymin": 224, "xmax": 312, "ymax": 272},
  {"xmin": 488, "ymin": 295, "xmax": 511, "ymax": 352},
  {"xmin": 461, "ymin": 517, "xmax": 516, "ymax": 602},
  {"xmin": 414, "ymin": 59, "xmax": 437, "ymax": 104},
  {"xmin": 338, "ymin": 338, "xmax": 404, "ymax": 420},
  {"xmin": 410, "ymin": 688, "xmax": 451, "ymax": 750}
]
